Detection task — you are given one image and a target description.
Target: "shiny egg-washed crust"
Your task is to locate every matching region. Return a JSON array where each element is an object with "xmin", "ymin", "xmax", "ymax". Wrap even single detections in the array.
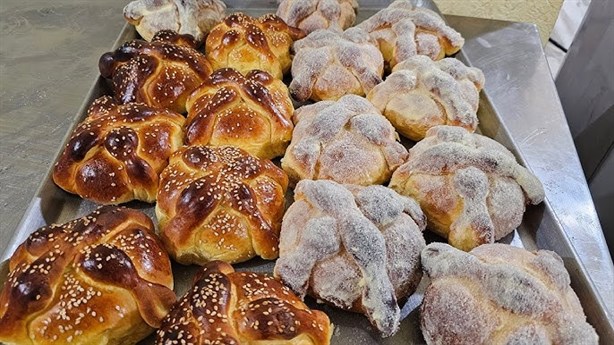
[
  {"xmin": 205, "ymin": 13, "xmax": 305, "ymax": 79},
  {"xmin": 282, "ymin": 95, "xmax": 408, "ymax": 186},
  {"xmin": 156, "ymin": 146, "xmax": 289, "ymax": 265},
  {"xmin": 124, "ymin": 0, "xmax": 226, "ymax": 42},
  {"xmin": 390, "ymin": 126, "xmax": 545, "ymax": 251},
  {"xmin": 0, "ymin": 206, "xmax": 176, "ymax": 345},
  {"xmin": 357, "ymin": 0, "xmax": 464, "ymax": 68},
  {"xmin": 274, "ymin": 180, "xmax": 426, "ymax": 337},
  {"xmin": 53, "ymin": 96, "xmax": 185, "ymax": 204},
  {"xmin": 368, "ymin": 55, "xmax": 485, "ymax": 141},
  {"xmin": 156, "ymin": 261, "xmax": 332, "ymax": 345},
  {"xmin": 185, "ymin": 68, "xmax": 294, "ymax": 160},
  {"xmin": 276, "ymin": 0, "xmax": 358, "ymax": 34},
  {"xmin": 420, "ymin": 243, "xmax": 598, "ymax": 345},
  {"xmin": 289, "ymin": 27, "xmax": 384, "ymax": 102},
  {"xmin": 99, "ymin": 30, "xmax": 212, "ymax": 114}
]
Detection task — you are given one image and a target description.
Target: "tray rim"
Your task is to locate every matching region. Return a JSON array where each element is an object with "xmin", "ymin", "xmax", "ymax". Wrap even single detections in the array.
[{"xmin": 1, "ymin": 0, "xmax": 613, "ymax": 343}]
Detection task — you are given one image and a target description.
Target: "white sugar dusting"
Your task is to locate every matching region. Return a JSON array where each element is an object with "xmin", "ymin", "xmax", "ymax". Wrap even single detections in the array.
[
  {"xmin": 420, "ymin": 243, "xmax": 599, "ymax": 345},
  {"xmin": 282, "ymin": 95, "xmax": 407, "ymax": 186},
  {"xmin": 368, "ymin": 55, "xmax": 485, "ymax": 140},
  {"xmin": 390, "ymin": 125, "xmax": 545, "ymax": 250},
  {"xmin": 290, "ymin": 28, "xmax": 384, "ymax": 101},
  {"xmin": 277, "ymin": 0, "xmax": 358, "ymax": 34},
  {"xmin": 275, "ymin": 179, "xmax": 426, "ymax": 337},
  {"xmin": 357, "ymin": 0, "xmax": 464, "ymax": 67}
]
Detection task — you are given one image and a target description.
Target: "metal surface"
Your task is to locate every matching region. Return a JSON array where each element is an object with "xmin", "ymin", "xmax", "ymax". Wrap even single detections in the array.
[{"xmin": 1, "ymin": 0, "xmax": 613, "ymax": 344}]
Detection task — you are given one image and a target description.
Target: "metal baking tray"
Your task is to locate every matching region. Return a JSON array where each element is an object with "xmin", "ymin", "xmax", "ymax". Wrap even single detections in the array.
[{"xmin": 1, "ymin": 0, "xmax": 613, "ymax": 344}]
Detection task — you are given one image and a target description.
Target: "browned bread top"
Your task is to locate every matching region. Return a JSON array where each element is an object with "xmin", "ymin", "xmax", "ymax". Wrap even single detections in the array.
[
  {"xmin": 156, "ymin": 145, "xmax": 289, "ymax": 265},
  {"xmin": 205, "ymin": 13, "xmax": 305, "ymax": 79},
  {"xmin": 156, "ymin": 261, "xmax": 332, "ymax": 345},
  {"xmin": 99, "ymin": 30, "xmax": 212, "ymax": 113},
  {"xmin": 185, "ymin": 68, "xmax": 294, "ymax": 159},
  {"xmin": 53, "ymin": 96, "xmax": 185, "ymax": 204},
  {"xmin": 0, "ymin": 206, "xmax": 176, "ymax": 345}
]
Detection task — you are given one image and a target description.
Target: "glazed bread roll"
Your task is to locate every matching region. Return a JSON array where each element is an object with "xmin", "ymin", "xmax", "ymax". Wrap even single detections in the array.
[
  {"xmin": 357, "ymin": 0, "xmax": 464, "ymax": 68},
  {"xmin": 390, "ymin": 126, "xmax": 545, "ymax": 251},
  {"xmin": 99, "ymin": 30, "xmax": 212, "ymax": 114},
  {"xmin": 156, "ymin": 261, "xmax": 332, "ymax": 345},
  {"xmin": 156, "ymin": 145, "xmax": 289, "ymax": 265},
  {"xmin": 0, "ymin": 206, "xmax": 176, "ymax": 345},
  {"xmin": 420, "ymin": 243, "xmax": 599, "ymax": 345},
  {"xmin": 53, "ymin": 96, "xmax": 185, "ymax": 204},
  {"xmin": 274, "ymin": 179, "xmax": 427, "ymax": 337},
  {"xmin": 185, "ymin": 68, "xmax": 294, "ymax": 160},
  {"xmin": 124, "ymin": 0, "xmax": 226, "ymax": 42},
  {"xmin": 282, "ymin": 95, "xmax": 408, "ymax": 185},
  {"xmin": 276, "ymin": 0, "xmax": 358, "ymax": 34},
  {"xmin": 289, "ymin": 27, "xmax": 384, "ymax": 102},
  {"xmin": 206, "ymin": 13, "xmax": 305, "ymax": 79},
  {"xmin": 368, "ymin": 55, "xmax": 485, "ymax": 141}
]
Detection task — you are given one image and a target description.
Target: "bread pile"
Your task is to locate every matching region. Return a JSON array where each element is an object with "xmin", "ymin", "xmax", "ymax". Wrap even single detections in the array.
[{"xmin": 0, "ymin": 0, "xmax": 598, "ymax": 344}]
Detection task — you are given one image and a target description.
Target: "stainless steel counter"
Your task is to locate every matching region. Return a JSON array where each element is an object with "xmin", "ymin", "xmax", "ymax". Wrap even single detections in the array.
[
  {"xmin": 1, "ymin": 0, "xmax": 613, "ymax": 337},
  {"xmin": 0, "ymin": 0, "xmax": 126, "ymax": 248}
]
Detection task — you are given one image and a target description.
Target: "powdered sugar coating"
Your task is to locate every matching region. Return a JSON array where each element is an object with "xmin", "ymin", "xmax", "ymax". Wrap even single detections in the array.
[
  {"xmin": 357, "ymin": 0, "xmax": 464, "ymax": 68},
  {"xmin": 289, "ymin": 28, "xmax": 384, "ymax": 101},
  {"xmin": 282, "ymin": 95, "xmax": 408, "ymax": 185},
  {"xmin": 277, "ymin": 0, "xmax": 358, "ymax": 34},
  {"xmin": 274, "ymin": 179, "xmax": 426, "ymax": 337},
  {"xmin": 124, "ymin": 0, "xmax": 226, "ymax": 42},
  {"xmin": 420, "ymin": 243, "xmax": 598, "ymax": 345},
  {"xmin": 368, "ymin": 55, "xmax": 485, "ymax": 140},
  {"xmin": 390, "ymin": 126, "xmax": 545, "ymax": 251}
]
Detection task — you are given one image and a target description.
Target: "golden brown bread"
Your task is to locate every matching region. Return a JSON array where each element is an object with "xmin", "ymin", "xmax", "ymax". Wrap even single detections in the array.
[
  {"xmin": 53, "ymin": 96, "xmax": 185, "ymax": 204},
  {"xmin": 389, "ymin": 126, "xmax": 545, "ymax": 251},
  {"xmin": 289, "ymin": 27, "xmax": 384, "ymax": 102},
  {"xmin": 156, "ymin": 145, "xmax": 289, "ymax": 265},
  {"xmin": 124, "ymin": 0, "xmax": 226, "ymax": 42},
  {"xmin": 282, "ymin": 95, "xmax": 408, "ymax": 186},
  {"xmin": 0, "ymin": 206, "xmax": 176, "ymax": 345},
  {"xmin": 185, "ymin": 68, "xmax": 294, "ymax": 160},
  {"xmin": 99, "ymin": 30, "xmax": 212, "ymax": 114},
  {"xmin": 205, "ymin": 13, "xmax": 305, "ymax": 79},
  {"xmin": 276, "ymin": 0, "xmax": 358, "ymax": 34},
  {"xmin": 156, "ymin": 261, "xmax": 332, "ymax": 345},
  {"xmin": 368, "ymin": 55, "xmax": 485, "ymax": 141},
  {"xmin": 274, "ymin": 179, "xmax": 426, "ymax": 337},
  {"xmin": 420, "ymin": 243, "xmax": 598, "ymax": 345},
  {"xmin": 357, "ymin": 0, "xmax": 464, "ymax": 69}
]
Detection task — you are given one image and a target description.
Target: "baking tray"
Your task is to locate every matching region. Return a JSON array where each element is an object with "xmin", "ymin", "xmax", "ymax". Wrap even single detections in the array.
[{"xmin": 1, "ymin": 0, "xmax": 613, "ymax": 344}]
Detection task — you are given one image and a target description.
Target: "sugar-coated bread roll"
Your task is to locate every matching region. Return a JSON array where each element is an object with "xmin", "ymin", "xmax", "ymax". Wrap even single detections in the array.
[
  {"xmin": 276, "ymin": 0, "xmax": 358, "ymax": 34},
  {"xmin": 289, "ymin": 27, "xmax": 384, "ymax": 102},
  {"xmin": 124, "ymin": 0, "xmax": 226, "ymax": 42},
  {"xmin": 357, "ymin": 0, "xmax": 464, "ymax": 69},
  {"xmin": 282, "ymin": 95, "xmax": 408, "ymax": 186},
  {"xmin": 156, "ymin": 261, "xmax": 332, "ymax": 345},
  {"xmin": 99, "ymin": 30, "xmax": 212, "ymax": 114},
  {"xmin": 420, "ymin": 242, "xmax": 598, "ymax": 345},
  {"xmin": 390, "ymin": 126, "xmax": 545, "ymax": 251},
  {"xmin": 53, "ymin": 96, "xmax": 185, "ymax": 204},
  {"xmin": 368, "ymin": 55, "xmax": 485, "ymax": 141},
  {"xmin": 206, "ymin": 13, "xmax": 305, "ymax": 79},
  {"xmin": 274, "ymin": 179, "xmax": 426, "ymax": 337},
  {"xmin": 185, "ymin": 68, "xmax": 294, "ymax": 159},
  {"xmin": 156, "ymin": 146, "xmax": 288, "ymax": 265},
  {"xmin": 0, "ymin": 206, "xmax": 176, "ymax": 345}
]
